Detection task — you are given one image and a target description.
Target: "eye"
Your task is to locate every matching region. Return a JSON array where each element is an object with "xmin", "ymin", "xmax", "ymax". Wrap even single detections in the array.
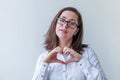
[
  {"xmin": 68, "ymin": 21, "xmax": 76, "ymax": 26},
  {"xmin": 59, "ymin": 18, "xmax": 66, "ymax": 23}
]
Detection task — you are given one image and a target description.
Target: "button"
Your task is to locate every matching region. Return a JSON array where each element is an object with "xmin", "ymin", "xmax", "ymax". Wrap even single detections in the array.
[
  {"xmin": 43, "ymin": 64, "xmax": 46, "ymax": 67},
  {"xmin": 87, "ymin": 73, "xmax": 89, "ymax": 75},
  {"xmin": 80, "ymin": 64, "xmax": 82, "ymax": 66},
  {"xmin": 49, "ymin": 66, "xmax": 51, "ymax": 69},
  {"xmin": 41, "ymin": 75, "xmax": 44, "ymax": 77}
]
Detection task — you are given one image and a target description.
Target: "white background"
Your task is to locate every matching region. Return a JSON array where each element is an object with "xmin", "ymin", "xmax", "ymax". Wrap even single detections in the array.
[{"xmin": 0, "ymin": 0, "xmax": 120, "ymax": 80}]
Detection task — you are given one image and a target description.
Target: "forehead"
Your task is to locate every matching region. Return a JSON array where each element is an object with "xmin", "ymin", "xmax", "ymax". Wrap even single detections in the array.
[{"xmin": 59, "ymin": 10, "xmax": 78, "ymax": 21}]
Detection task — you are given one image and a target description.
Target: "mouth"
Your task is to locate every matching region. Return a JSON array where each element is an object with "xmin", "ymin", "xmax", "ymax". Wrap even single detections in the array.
[{"xmin": 59, "ymin": 29, "xmax": 68, "ymax": 33}]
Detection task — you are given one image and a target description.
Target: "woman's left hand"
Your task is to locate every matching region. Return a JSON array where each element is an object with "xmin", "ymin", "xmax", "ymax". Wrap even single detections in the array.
[{"xmin": 63, "ymin": 47, "xmax": 83, "ymax": 64}]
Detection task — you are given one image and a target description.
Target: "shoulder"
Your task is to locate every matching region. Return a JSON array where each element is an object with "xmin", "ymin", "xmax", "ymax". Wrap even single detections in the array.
[
  {"xmin": 82, "ymin": 47, "xmax": 97, "ymax": 58},
  {"xmin": 37, "ymin": 51, "xmax": 49, "ymax": 62},
  {"xmin": 83, "ymin": 47, "xmax": 96, "ymax": 53}
]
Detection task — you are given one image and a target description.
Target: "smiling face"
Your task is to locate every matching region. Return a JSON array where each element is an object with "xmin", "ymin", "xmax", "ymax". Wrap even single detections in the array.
[{"xmin": 56, "ymin": 10, "xmax": 79, "ymax": 42}]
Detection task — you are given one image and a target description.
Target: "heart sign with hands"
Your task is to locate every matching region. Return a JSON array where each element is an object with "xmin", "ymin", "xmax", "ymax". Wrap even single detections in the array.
[
  {"xmin": 44, "ymin": 46, "xmax": 83, "ymax": 64},
  {"xmin": 62, "ymin": 47, "xmax": 83, "ymax": 64}
]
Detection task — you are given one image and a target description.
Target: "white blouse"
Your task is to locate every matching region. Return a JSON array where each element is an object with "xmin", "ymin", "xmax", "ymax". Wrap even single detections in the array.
[{"xmin": 32, "ymin": 47, "xmax": 107, "ymax": 80}]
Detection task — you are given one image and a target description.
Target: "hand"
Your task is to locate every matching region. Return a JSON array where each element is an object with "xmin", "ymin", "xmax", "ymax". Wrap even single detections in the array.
[
  {"xmin": 43, "ymin": 46, "xmax": 65, "ymax": 64},
  {"xmin": 63, "ymin": 47, "xmax": 83, "ymax": 64}
]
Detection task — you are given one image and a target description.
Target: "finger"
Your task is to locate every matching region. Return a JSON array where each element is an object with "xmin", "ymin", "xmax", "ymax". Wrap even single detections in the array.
[
  {"xmin": 63, "ymin": 47, "xmax": 70, "ymax": 55},
  {"xmin": 54, "ymin": 46, "xmax": 63, "ymax": 53},
  {"xmin": 50, "ymin": 47, "xmax": 62, "ymax": 55},
  {"xmin": 66, "ymin": 58, "xmax": 73, "ymax": 64},
  {"xmin": 63, "ymin": 47, "xmax": 68, "ymax": 53}
]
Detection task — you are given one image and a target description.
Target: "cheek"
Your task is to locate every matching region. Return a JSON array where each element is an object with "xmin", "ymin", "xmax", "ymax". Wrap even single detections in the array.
[{"xmin": 70, "ymin": 29, "xmax": 77, "ymax": 35}]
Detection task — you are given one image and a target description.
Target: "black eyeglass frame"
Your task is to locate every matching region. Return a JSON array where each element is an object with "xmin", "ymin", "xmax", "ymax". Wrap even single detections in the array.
[{"xmin": 57, "ymin": 18, "xmax": 78, "ymax": 29}]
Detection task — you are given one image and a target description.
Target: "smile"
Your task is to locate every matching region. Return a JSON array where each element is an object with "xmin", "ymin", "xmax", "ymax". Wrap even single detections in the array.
[{"xmin": 59, "ymin": 29, "xmax": 68, "ymax": 33}]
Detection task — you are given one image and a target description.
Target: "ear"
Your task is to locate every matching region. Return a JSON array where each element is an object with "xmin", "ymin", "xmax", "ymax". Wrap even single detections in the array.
[{"xmin": 74, "ymin": 28, "xmax": 79, "ymax": 36}]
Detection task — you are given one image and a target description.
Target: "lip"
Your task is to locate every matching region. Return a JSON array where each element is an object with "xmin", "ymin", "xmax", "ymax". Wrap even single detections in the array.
[{"xmin": 59, "ymin": 29, "xmax": 68, "ymax": 33}]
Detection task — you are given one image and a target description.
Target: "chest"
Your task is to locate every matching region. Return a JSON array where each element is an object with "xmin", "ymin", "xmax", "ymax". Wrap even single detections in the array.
[{"xmin": 46, "ymin": 62, "xmax": 86, "ymax": 80}]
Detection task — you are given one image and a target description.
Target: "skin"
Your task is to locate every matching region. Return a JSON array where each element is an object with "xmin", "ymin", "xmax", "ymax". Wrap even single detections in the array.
[{"xmin": 44, "ymin": 11, "xmax": 83, "ymax": 64}]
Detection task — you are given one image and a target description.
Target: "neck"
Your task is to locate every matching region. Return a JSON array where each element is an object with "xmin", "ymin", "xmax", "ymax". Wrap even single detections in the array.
[{"xmin": 59, "ymin": 39, "xmax": 72, "ymax": 49}]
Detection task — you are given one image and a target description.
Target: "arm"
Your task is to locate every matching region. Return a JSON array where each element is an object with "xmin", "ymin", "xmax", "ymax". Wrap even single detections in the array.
[
  {"xmin": 32, "ymin": 52, "xmax": 49, "ymax": 80},
  {"xmin": 77, "ymin": 47, "xmax": 107, "ymax": 80},
  {"xmin": 32, "ymin": 46, "xmax": 64, "ymax": 80}
]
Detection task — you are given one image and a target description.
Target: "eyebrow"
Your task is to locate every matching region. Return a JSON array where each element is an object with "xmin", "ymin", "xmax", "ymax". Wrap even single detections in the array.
[{"xmin": 60, "ymin": 16, "xmax": 76, "ymax": 22}]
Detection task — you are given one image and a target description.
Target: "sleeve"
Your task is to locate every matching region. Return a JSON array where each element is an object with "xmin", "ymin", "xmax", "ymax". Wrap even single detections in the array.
[
  {"xmin": 32, "ymin": 53, "xmax": 49, "ymax": 80},
  {"xmin": 77, "ymin": 47, "xmax": 107, "ymax": 80}
]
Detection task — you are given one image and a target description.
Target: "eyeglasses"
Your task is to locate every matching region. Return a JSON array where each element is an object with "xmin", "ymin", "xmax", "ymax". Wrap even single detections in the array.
[{"xmin": 57, "ymin": 18, "xmax": 78, "ymax": 29}]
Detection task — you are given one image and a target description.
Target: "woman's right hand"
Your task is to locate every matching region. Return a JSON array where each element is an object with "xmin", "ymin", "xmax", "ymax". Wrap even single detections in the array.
[{"xmin": 43, "ymin": 46, "xmax": 65, "ymax": 64}]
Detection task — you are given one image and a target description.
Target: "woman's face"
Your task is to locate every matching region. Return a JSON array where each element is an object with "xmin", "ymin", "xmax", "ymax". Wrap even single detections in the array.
[{"xmin": 56, "ymin": 10, "xmax": 79, "ymax": 42}]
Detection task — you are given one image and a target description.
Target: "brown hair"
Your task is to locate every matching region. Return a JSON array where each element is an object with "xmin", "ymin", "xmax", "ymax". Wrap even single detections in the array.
[{"xmin": 44, "ymin": 7, "xmax": 88, "ymax": 54}]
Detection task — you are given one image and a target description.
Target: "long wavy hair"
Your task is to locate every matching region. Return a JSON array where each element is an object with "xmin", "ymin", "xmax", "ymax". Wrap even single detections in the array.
[{"xmin": 44, "ymin": 7, "xmax": 88, "ymax": 54}]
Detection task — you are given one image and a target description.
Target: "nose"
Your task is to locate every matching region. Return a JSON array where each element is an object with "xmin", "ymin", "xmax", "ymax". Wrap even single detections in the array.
[{"xmin": 62, "ymin": 23, "xmax": 68, "ymax": 28}]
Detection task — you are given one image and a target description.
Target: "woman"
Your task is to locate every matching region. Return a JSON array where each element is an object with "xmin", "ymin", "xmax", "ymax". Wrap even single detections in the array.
[{"xmin": 32, "ymin": 7, "xmax": 107, "ymax": 80}]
